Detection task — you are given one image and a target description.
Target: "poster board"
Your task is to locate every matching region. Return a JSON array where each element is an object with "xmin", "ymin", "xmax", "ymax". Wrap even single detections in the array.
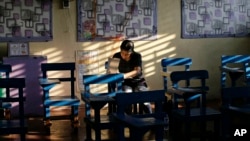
[
  {"xmin": 8, "ymin": 42, "xmax": 29, "ymax": 56},
  {"xmin": 181, "ymin": 0, "xmax": 250, "ymax": 38},
  {"xmin": 77, "ymin": 0, "xmax": 158, "ymax": 41},
  {"xmin": 75, "ymin": 50, "xmax": 99, "ymax": 91},
  {"xmin": 0, "ymin": 0, "xmax": 52, "ymax": 42}
]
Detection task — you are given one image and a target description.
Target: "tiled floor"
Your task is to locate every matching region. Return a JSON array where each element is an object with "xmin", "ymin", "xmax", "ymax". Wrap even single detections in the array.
[{"xmin": 0, "ymin": 100, "xmax": 232, "ymax": 141}]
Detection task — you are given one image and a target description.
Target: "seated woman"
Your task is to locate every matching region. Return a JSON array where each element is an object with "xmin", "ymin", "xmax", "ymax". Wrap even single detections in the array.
[{"xmin": 112, "ymin": 39, "xmax": 152, "ymax": 113}]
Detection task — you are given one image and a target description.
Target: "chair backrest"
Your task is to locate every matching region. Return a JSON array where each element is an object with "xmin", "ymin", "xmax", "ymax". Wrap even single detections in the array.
[
  {"xmin": 82, "ymin": 73, "xmax": 124, "ymax": 98},
  {"xmin": 41, "ymin": 62, "xmax": 75, "ymax": 97},
  {"xmin": 221, "ymin": 55, "xmax": 250, "ymax": 87},
  {"xmin": 170, "ymin": 70, "xmax": 209, "ymax": 90},
  {"xmin": 115, "ymin": 90, "xmax": 165, "ymax": 117},
  {"xmin": 82, "ymin": 74, "xmax": 124, "ymax": 118},
  {"xmin": 170, "ymin": 70, "xmax": 209, "ymax": 109},
  {"xmin": 0, "ymin": 64, "xmax": 12, "ymax": 98},
  {"xmin": 0, "ymin": 78, "xmax": 25, "ymax": 116},
  {"xmin": 161, "ymin": 58, "xmax": 192, "ymax": 91},
  {"xmin": 221, "ymin": 86, "xmax": 250, "ymax": 109}
]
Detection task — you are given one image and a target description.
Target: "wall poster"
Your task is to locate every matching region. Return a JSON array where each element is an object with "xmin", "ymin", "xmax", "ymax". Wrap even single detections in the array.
[
  {"xmin": 75, "ymin": 50, "xmax": 99, "ymax": 91},
  {"xmin": 0, "ymin": 0, "xmax": 52, "ymax": 42},
  {"xmin": 8, "ymin": 42, "xmax": 29, "ymax": 56},
  {"xmin": 182, "ymin": 0, "xmax": 250, "ymax": 38},
  {"xmin": 77, "ymin": 0, "xmax": 158, "ymax": 41}
]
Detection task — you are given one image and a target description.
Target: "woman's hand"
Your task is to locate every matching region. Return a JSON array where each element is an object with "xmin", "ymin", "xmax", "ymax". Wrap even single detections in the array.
[{"xmin": 123, "ymin": 66, "xmax": 141, "ymax": 79}]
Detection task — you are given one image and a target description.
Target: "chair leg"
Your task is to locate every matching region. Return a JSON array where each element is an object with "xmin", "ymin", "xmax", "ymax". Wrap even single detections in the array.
[
  {"xmin": 72, "ymin": 115, "xmax": 79, "ymax": 128},
  {"xmin": 200, "ymin": 121, "xmax": 206, "ymax": 141},
  {"xmin": 95, "ymin": 129, "xmax": 101, "ymax": 141},
  {"xmin": 130, "ymin": 128, "xmax": 144, "ymax": 141},
  {"xmin": 0, "ymin": 109, "xmax": 4, "ymax": 118},
  {"xmin": 214, "ymin": 119, "xmax": 221, "ymax": 140},
  {"xmin": 114, "ymin": 124, "xmax": 125, "ymax": 141},
  {"xmin": 5, "ymin": 109, "xmax": 11, "ymax": 120},
  {"xmin": 155, "ymin": 126, "xmax": 164, "ymax": 141},
  {"xmin": 172, "ymin": 117, "xmax": 179, "ymax": 141},
  {"xmin": 71, "ymin": 106, "xmax": 80, "ymax": 127},
  {"xmin": 85, "ymin": 124, "xmax": 92, "ymax": 141},
  {"xmin": 20, "ymin": 133, "xmax": 26, "ymax": 141},
  {"xmin": 44, "ymin": 106, "xmax": 52, "ymax": 126},
  {"xmin": 222, "ymin": 110, "xmax": 230, "ymax": 140},
  {"xmin": 185, "ymin": 122, "xmax": 191, "ymax": 141}
]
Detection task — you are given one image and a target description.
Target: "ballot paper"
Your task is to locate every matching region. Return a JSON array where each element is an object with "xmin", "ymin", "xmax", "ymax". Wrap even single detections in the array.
[{"xmin": 107, "ymin": 58, "xmax": 120, "ymax": 74}]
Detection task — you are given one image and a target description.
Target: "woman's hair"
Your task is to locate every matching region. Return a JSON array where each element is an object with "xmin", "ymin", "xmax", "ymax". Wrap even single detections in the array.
[{"xmin": 120, "ymin": 40, "xmax": 134, "ymax": 52}]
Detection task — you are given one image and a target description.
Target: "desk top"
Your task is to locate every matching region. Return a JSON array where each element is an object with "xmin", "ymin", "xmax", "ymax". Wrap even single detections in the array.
[
  {"xmin": 39, "ymin": 78, "xmax": 60, "ymax": 86},
  {"xmin": 82, "ymin": 95, "xmax": 115, "ymax": 103},
  {"xmin": 167, "ymin": 87, "xmax": 206, "ymax": 96},
  {"xmin": 220, "ymin": 66, "xmax": 244, "ymax": 73}
]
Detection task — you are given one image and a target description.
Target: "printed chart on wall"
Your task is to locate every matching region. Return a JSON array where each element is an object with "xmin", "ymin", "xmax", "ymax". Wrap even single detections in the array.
[
  {"xmin": 181, "ymin": 0, "xmax": 250, "ymax": 38},
  {"xmin": 75, "ymin": 50, "xmax": 99, "ymax": 91},
  {"xmin": 0, "ymin": 0, "xmax": 52, "ymax": 42},
  {"xmin": 77, "ymin": 0, "xmax": 158, "ymax": 41}
]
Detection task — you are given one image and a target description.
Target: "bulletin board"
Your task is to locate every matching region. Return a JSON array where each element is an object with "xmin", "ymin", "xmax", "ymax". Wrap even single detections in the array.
[
  {"xmin": 77, "ymin": 0, "xmax": 158, "ymax": 41},
  {"xmin": 0, "ymin": 0, "xmax": 52, "ymax": 42},
  {"xmin": 75, "ymin": 50, "xmax": 99, "ymax": 91},
  {"xmin": 182, "ymin": 0, "xmax": 250, "ymax": 38}
]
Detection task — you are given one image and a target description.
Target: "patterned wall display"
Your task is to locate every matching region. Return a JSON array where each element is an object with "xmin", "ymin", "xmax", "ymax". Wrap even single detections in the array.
[
  {"xmin": 0, "ymin": 0, "xmax": 52, "ymax": 42},
  {"xmin": 182, "ymin": 0, "xmax": 250, "ymax": 38},
  {"xmin": 77, "ymin": 0, "xmax": 158, "ymax": 41},
  {"xmin": 75, "ymin": 50, "xmax": 99, "ymax": 91}
]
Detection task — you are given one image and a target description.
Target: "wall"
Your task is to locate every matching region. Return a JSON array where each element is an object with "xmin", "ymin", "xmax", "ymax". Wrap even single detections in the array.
[{"xmin": 1, "ymin": 0, "xmax": 250, "ymax": 100}]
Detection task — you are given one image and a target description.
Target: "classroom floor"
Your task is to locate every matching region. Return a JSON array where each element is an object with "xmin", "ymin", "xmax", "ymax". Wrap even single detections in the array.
[{"xmin": 0, "ymin": 99, "xmax": 243, "ymax": 141}]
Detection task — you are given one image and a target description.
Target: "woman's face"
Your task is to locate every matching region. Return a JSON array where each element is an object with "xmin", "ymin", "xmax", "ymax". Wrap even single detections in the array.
[{"xmin": 120, "ymin": 50, "xmax": 132, "ymax": 61}]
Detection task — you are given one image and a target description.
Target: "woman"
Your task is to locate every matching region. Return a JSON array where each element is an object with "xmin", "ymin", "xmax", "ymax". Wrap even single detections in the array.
[{"xmin": 113, "ymin": 40, "xmax": 152, "ymax": 113}]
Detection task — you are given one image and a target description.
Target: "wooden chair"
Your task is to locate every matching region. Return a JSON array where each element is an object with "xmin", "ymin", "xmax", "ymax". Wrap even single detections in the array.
[
  {"xmin": 82, "ymin": 73, "xmax": 124, "ymax": 141},
  {"xmin": 221, "ymin": 86, "xmax": 250, "ymax": 140},
  {"xmin": 113, "ymin": 90, "xmax": 167, "ymax": 141},
  {"xmin": 41, "ymin": 62, "xmax": 80, "ymax": 130},
  {"xmin": 0, "ymin": 78, "xmax": 27, "ymax": 141},
  {"xmin": 161, "ymin": 58, "xmax": 193, "ymax": 131},
  {"xmin": 0, "ymin": 64, "xmax": 12, "ymax": 119},
  {"xmin": 169, "ymin": 70, "xmax": 221, "ymax": 141},
  {"xmin": 220, "ymin": 55, "xmax": 250, "ymax": 87},
  {"xmin": 161, "ymin": 57, "xmax": 192, "ymax": 93},
  {"xmin": 161, "ymin": 57, "xmax": 192, "ymax": 110}
]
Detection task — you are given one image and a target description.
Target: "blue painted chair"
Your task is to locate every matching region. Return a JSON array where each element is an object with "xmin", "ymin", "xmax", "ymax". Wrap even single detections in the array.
[
  {"xmin": 82, "ymin": 73, "xmax": 124, "ymax": 141},
  {"xmin": 161, "ymin": 58, "xmax": 193, "ymax": 132},
  {"xmin": 220, "ymin": 55, "xmax": 250, "ymax": 88},
  {"xmin": 0, "ymin": 64, "xmax": 12, "ymax": 119},
  {"xmin": 41, "ymin": 62, "xmax": 80, "ymax": 130},
  {"xmin": 161, "ymin": 57, "xmax": 193, "ymax": 108},
  {"xmin": 161, "ymin": 57, "xmax": 192, "ymax": 93},
  {"xmin": 0, "ymin": 78, "xmax": 27, "ymax": 141},
  {"xmin": 113, "ymin": 90, "xmax": 167, "ymax": 141},
  {"xmin": 169, "ymin": 70, "xmax": 221, "ymax": 141},
  {"xmin": 221, "ymin": 86, "xmax": 250, "ymax": 140}
]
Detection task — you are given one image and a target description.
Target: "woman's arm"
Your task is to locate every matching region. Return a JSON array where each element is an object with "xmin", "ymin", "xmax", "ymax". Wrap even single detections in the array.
[{"xmin": 123, "ymin": 66, "xmax": 141, "ymax": 79}]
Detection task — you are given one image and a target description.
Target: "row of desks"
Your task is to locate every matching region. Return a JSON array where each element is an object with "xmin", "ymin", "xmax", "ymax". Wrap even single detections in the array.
[{"xmin": 162, "ymin": 66, "xmax": 245, "ymax": 87}]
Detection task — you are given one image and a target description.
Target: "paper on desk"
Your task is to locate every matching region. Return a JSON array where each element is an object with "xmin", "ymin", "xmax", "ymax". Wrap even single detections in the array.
[{"xmin": 107, "ymin": 58, "xmax": 120, "ymax": 74}]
